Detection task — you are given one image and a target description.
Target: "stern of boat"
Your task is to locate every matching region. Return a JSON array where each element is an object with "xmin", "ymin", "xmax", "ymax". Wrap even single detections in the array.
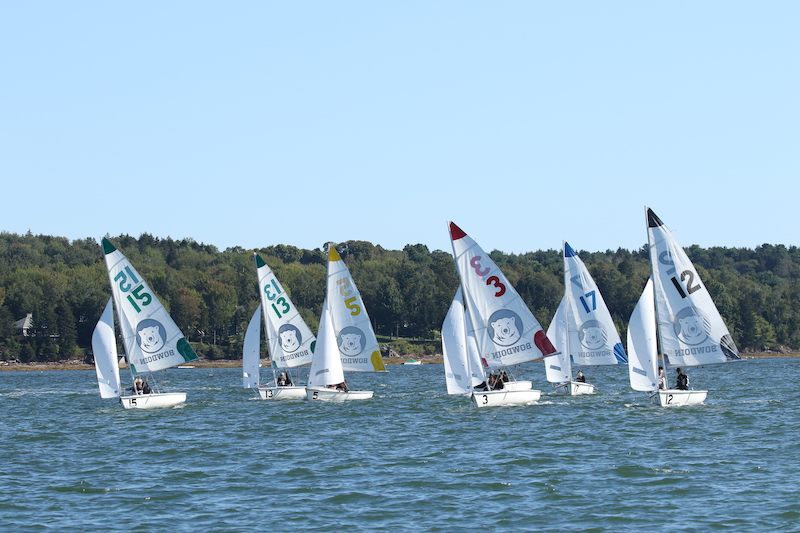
[
  {"xmin": 258, "ymin": 386, "xmax": 308, "ymax": 400},
  {"xmin": 306, "ymin": 387, "xmax": 374, "ymax": 402},
  {"xmin": 471, "ymin": 389, "xmax": 541, "ymax": 407},
  {"xmin": 652, "ymin": 389, "xmax": 708, "ymax": 406},
  {"xmin": 120, "ymin": 392, "xmax": 187, "ymax": 409}
]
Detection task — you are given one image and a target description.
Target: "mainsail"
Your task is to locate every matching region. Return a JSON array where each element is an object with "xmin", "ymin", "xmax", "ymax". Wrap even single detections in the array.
[
  {"xmin": 324, "ymin": 246, "xmax": 386, "ymax": 373},
  {"xmin": 546, "ymin": 241, "xmax": 627, "ymax": 382},
  {"xmin": 448, "ymin": 221, "xmax": 556, "ymax": 368},
  {"xmin": 646, "ymin": 208, "xmax": 741, "ymax": 366},
  {"xmin": 255, "ymin": 253, "xmax": 316, "ymax": 369},
  {"xmin": 101, "ymin": 238, "xmax": 198, "ymax": 373}
]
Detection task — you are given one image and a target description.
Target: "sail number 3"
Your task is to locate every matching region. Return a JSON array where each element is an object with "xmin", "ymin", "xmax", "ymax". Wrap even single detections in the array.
[
  {"xmin": 469, "ymin": 256, "xmax": 506, "ymax": 297},
  {"xmin": 114, "ymin": 266, "xmax": 152, "ymax": 313}
]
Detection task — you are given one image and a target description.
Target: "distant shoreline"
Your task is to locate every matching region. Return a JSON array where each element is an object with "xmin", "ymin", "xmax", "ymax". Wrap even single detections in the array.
[{"xmin": 0, "ymin": 353, "xmax": 794, "ymax": 372}]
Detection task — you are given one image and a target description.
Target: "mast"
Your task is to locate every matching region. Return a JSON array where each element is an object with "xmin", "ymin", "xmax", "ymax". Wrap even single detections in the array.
[
  {"xmin": 645, "ymin": 207, "xmax": 668, "ymax": 374},
  {"xmin": 561, "ymin": 241, "xmax": 573, "ymax": 379}
]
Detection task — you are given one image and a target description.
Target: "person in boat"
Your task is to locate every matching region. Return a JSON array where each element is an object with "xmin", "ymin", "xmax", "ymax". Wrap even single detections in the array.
[
  {"xmin": 125, "ymin": 378, "xmax": 151, "ymax": 395},
  {"xmin": 488, "ymin": 373, "xmax": 504, "ymax": 390},
  {"xmin": 675, "ymin": 367, "xmax": 689, "ymax": 390},
  {"xmin": 329, "ymin": 381, "xmax": 350, "ymax": 392},
  {"xmin": 576, "ymin": 371, "xmax": 586, "ymax": 383},
  {"xmin": 277, "ymin": 372, "xmax": 292, "ymax": 386},
  {"xmin": 658, "ymin": 366, "xmax": 667, "ymax": 390},
  {"xmin": 500, "ymin": 370, "xmax": 509, "ymax": 383}
]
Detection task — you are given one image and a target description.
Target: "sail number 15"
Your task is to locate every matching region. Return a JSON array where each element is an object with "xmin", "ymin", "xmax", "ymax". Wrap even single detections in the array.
[{"xmin": 114, "ymin": 266, "xmax": 152, "ymax": 313}]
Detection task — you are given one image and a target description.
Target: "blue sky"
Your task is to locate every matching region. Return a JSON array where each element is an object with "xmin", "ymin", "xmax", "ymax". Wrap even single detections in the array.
[{"xmin": 2, "ymin": 2, "xmax": 798, "ymax": 255}]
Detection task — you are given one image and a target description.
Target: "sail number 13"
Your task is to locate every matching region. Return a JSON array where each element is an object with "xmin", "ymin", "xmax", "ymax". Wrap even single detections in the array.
[
  {"xmin": 264, "ymin": 278, "xmax": 291, "ymax": 319},
  {"xmin": 114, "ymin": 266, "xmax": 152, "ymax": 313}
]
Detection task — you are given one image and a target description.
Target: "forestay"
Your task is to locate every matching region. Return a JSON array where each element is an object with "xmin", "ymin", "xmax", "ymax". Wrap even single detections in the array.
[
  {"xmin": 646, "ymin": 209, "xmax": 741, "ymax": 366},
  {"xmin": 101, "ymin": 238, "xmax": 198, "ymax": 373}
]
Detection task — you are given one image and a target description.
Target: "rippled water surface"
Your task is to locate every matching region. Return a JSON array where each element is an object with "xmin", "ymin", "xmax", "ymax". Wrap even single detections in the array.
[{"xmin": 2, "ymin": 358, "xmax": 799, "ymax": 532}]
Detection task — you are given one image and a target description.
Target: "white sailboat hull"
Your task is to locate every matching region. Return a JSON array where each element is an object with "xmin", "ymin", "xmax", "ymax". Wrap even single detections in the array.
[
  {"xmin": 552, "ymin": 381, "xmax": 596, "ymax": 396},
  {"xmin": 650, "ymin": 389, "xmax": 707, "ymax": 407},
  {"xmin": 471, "ymin": 389, "xmax": 541, "ymax": 407},
  {"xmin": 306, "ymin": 387, "xmax": 374, "ymax": 402},
  {"xmin": 257, "ymin": 386, "xmax": 307, "ymax": 400},
  {"xmin": 503, "ymin": 380, "xmax": 533, "ymax": 391},
  {"xmin": 119, "ymin": 392, "xmax": 186, "ymax": 409}
]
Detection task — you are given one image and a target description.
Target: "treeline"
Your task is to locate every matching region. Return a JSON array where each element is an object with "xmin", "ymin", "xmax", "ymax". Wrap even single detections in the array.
[{"xmin": 1, "ymin": 232, "xmax": 799, "ymax": 363}]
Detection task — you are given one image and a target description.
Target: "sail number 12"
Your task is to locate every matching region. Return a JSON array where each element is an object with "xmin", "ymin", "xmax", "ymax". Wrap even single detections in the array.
[
  {"xmin": 659, "ymin": 251, "xmax": 701, "ymax": 299},
  {"xmin": 114, "ymin": 266, "xmax": 152, "ymax": 313}
]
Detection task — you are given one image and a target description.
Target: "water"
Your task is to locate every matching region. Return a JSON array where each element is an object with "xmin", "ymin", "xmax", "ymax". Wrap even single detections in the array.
[{"xmin": 1, "ymin": 358, "xmax": 799, "ymax": 532}]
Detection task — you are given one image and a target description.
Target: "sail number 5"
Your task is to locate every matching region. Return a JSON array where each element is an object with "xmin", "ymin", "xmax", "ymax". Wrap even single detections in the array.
[
  {"xmin": 336, "ymin": 278, "xmax": 361, "ymax": 316},
  {"xmin": 114, "ymin": 266, "xmax": 152, "ymax": 313},
  {"xmin": 470, "ymin": 256, "xmax": 506, "ymax": 297}
]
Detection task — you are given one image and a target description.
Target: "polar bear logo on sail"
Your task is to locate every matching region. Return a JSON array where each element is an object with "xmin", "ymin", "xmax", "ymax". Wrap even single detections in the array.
[
  {"xmin": 338, "ymin": 326, "xmax": 366, "ymax": 356},
  {"xmin": 579, "ymin": 321, "xmax": 607, "ymax": 350},
  {"xmin": 136, "ymin": 319, "xmax": 166, "ymax": 353},
  {"xmin": 673, "ymin": 308, "xmax": 710, "ymax": 346},
  {"xmin": 488, "ymin": 310, "xmax": 523, "ymax": 347},
  {"xmin": 278, "ymin": 324, "xmax": 302, "ymax": 353}
]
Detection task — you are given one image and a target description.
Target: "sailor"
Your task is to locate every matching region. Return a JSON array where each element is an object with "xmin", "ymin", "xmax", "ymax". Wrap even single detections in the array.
[
  {"xmin": 576, "ymin": 370, "xmax": 586, "ymax": 383},
  {"xmin": 658, "ymin": 366, "xmax": 667, "ymax": 390},
  {"xmin": 277, "ymin": 372, "xmax": 292, "ymax": 386},
  {"xmin": 676, "ymin": 367, "xmax": 689, "ymax": 390}
]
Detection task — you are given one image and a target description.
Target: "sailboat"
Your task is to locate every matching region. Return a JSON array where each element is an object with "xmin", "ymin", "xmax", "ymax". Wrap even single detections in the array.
[
  {"xmin": 242, "ymin": 253, "xmax": 316, "ymax": 400},
  {"xmin": 447, "ymin": 221, "xmax": 554, "ymax": 407},
  {"xmin": 305, "ymin": 245, "xmax": 386, "ymax": 401},
  {"xmin": 545, "ymin": 241, "xmax": 627, "ymax": 395},
  {"xmin": 627, "ymin": 208, "xmax": 741, "ymax": 406},
  {"xmin": 92, "ymin": 238, "xmax": 198, "ymax": 409}
]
